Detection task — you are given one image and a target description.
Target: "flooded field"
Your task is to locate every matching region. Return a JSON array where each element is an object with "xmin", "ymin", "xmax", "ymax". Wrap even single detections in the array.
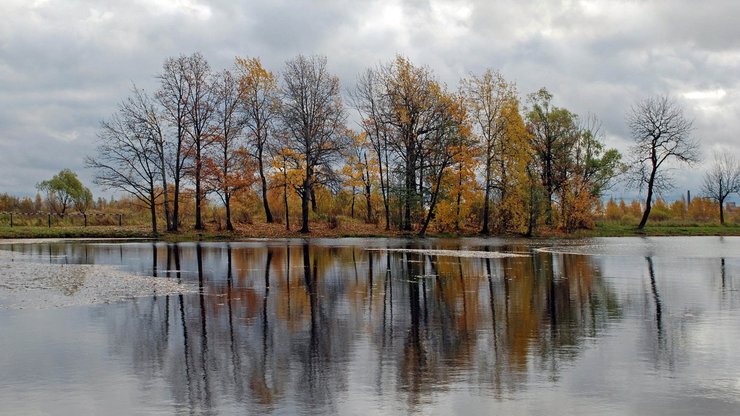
[{"xmin": 1, "ymin": 237, "xmax": 739, "ymax": 415}]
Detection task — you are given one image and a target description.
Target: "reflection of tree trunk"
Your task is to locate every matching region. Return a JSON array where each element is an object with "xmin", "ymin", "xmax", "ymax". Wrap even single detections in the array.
[
  {"xmin": 646, "ymin": 257, "xmax": 663, "ymax": 341},
  {"xmin": 226, "ymin": 245, "xmax": 241, "ymax": 387},
  {"xmin": 368, "ymin": 250, "xmax": 374, "ymax": 314},
  {"xmin": 151, "ymin": 243, "xmax": 158, "ymax": 277},
  {"xmin": 265, "ymin": 248, "xmax": 273, "ymax": 290},
  {"xmin": 196, "ymin": 244, "xmax": 212, "ymax": 408},
  {"xmin": 179, "ymin": 293, "xmax": 193, "ymax": 410},
  {"xmin": 486, "ymin": 256, "xmax": 497, "ymax": 346},
  {"xmin": 721, "ymin": 258, "xmax": 727, "ymax": 291}
]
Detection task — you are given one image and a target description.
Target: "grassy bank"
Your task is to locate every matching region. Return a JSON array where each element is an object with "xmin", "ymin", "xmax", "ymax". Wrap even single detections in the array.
[{"xmin": 0, "ymin": 221, "xmax": 738, "ymax": 241}]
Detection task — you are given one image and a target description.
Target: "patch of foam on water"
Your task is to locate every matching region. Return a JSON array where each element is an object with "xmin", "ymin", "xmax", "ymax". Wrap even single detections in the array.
[
  {"xmin": 366, "ymin": 248, "xmax": 528, "ymax": 258},
  {"xmin": 0, "ymin": 247, "xmax": 197, "ymax": 310}
]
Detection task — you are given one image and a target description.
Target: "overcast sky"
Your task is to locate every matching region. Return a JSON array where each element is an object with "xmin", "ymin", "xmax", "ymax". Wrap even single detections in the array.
[{"xmin": 1, "ymin": 0, "xmax": 739, "ymax": 201}]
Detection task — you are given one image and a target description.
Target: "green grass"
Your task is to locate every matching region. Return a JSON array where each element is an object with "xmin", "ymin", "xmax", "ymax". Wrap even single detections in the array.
[
  {"xmin": 578, "ymin": 222, "xmax": 740, "ymax": 237},
  {"xmin": 0, "ymin": 226, "xmax": 155, "ymax": 239},
  {"xmin": 0, "ymin": 222, "xmax": 738, "ymax": 241}
]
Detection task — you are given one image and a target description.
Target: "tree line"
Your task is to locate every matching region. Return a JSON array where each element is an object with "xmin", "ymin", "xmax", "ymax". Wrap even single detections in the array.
[{"xmin": 86, "ymin": 52, "xmax": 739, "ymax": 235}]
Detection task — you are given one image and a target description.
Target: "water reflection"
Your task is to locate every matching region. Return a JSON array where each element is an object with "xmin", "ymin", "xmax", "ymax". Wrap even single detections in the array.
[{"xmin": 3, "ymin": 238, "xmax": 740, "ymax": 414}]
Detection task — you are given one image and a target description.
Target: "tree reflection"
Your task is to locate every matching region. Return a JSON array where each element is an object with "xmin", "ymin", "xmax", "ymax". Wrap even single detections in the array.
[{"xmin": 93, "ymin": 240, "xmax": 623, "ymax": 413}]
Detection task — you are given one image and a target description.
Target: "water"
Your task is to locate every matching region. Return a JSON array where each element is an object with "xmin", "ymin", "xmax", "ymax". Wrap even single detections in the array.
[{"xmin": 1, "ymin": 237, "xmax": 739, "ymax": 415}]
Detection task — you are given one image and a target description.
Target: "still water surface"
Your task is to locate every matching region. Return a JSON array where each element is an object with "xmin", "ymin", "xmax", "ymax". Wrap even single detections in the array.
[{"xmin": 1, "ymin": 237, "xmax": 739, "ymax": 415}]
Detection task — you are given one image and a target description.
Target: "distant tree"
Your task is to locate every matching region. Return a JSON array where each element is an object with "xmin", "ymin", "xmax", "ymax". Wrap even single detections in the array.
[
  {"xmin": 279, "ymin": 55, "xmax": 346, "ymax": 233},
  {"xmin": 627, "ymin": 95, "xmax": 700, "ymax": 229},
  {"xmin": 36, "ymin": 169, "xmax": 92, "ymax": 216},
  {"xmin": 702, "ymin": 152, "xmax": 740, "ymax": 224}
]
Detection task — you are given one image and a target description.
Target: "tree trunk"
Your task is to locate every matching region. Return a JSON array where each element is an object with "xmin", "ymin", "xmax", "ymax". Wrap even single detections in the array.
[
  {"xmin": 351, "ymin": 187, "xmax": 356, "ymax": 219},
  {"xmin": 149, "ymin": 186, "xmax": 157, "ymax": 234},
  {"xmin": 365, "ymin": 183, "xmax": 372, "ymax": 224},
  {"xmin": 258, "ymin": 151, "xmax": 274, "ymax": 223},
  {"xmin": 171, "ymin": 178, "xmax": 180, "ymax": 232},
  {"xmin": 283, "ymin": 173, "xmax": 290, "ymax": 231},
  {"xmin": 481, "ymin": 172, "xmax": 491, "ymax": 234},
  {"xmin": 300, "ymin": 174, "xmax": 311, "ymax": 233},
  {"xmin": 719, "ymin": 196, "xmax": 725, "ymax": 225},
  {"xmin": 310, "ymin": 188, "xmax": 318, "ymax": 213},
  {"xmin": 638, "ymin": 178, "xmax": 655, "ymax": 229},
  {"xmin": 225, "ymin": 193, "xmax": 233, "ymax": 231},
  {"xmin": 194, "ymin": 147, "xmax": 203, "ymax": 230}
]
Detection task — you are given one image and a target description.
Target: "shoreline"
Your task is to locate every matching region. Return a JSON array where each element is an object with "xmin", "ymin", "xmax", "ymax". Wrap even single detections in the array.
[{"xmin": 1, "ymin": 222, "xmax": 739, "ymax": 241}]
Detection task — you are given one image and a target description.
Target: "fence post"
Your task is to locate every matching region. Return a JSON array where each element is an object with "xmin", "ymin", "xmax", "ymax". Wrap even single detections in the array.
[{"xmin": 48, "ymin": 213, "xmax": 51, "ymax": 228}]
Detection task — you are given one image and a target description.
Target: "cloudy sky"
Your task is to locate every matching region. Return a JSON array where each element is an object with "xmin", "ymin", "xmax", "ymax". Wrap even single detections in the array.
[{"xmin": 1, "ymin": 0, "xmax": 739, "ymax": 201}]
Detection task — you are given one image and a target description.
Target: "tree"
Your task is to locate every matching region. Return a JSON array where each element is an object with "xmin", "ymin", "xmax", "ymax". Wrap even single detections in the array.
[
  {"xmin": 279, "ymin": 55, "xmax": 346, "ymax": 233},
  {"xmin": 526, "ymin": 88, "xmax": 580, "ymax": 226},
  {"xmin": 183, "ymin": 52, "xmax": 216, "ymax": 230},
  {"xmin": 236, "ymin": 56, "xmax": 279, "ymax": 224},
  {"xmin": 627, "ymin": 95, "xmax": 700, "ymax": 229},
  {"xmin": 341, "ymin": 130, "xmax": 375, "ymax": 223},
  {"xmin": 460, "ymin": 69, "xmax": 518, "ymax": 234},
  {"xmin": 87, "ymin": 92, "xmax": 161, "ymax": 233},
  {"xmin": 702, "ymin": 152, "xmax": 740, "ymax": 224},
  {"xmin": 37, "ymin": 169, "xmax": 93, "ymax": 217},
  {"xmin": 205, "ymin": 69, "xmax": 251, "ymax": 231},
  {"xmin": 352, "ymin": 68, "xmax": 393, "ymax": 229},
  {"xmin": 156, "ymin": 54, "xmax": 193, "ymax": 232}
]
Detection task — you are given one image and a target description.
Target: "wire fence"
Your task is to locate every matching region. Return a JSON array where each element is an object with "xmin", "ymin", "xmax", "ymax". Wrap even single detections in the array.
[{"xmin": 0, "ymin": 212, "xmax": 126, "ymax": 228}]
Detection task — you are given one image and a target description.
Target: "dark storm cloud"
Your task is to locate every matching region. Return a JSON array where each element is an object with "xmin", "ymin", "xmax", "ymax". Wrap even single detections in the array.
[{"xmin": 1, "ymin": 0, "xmax": 738, "ymax": 201}]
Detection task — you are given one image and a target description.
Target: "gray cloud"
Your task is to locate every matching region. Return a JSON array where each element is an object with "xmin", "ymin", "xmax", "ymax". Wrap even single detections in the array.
[{"xmin": 1, "ymin": 0, "xmax": 738, "ymax": 202}]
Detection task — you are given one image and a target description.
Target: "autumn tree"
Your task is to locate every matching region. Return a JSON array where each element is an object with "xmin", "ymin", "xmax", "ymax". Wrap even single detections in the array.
[
  {"xmin": 279, "ymin": 55, "xmax": 346, "ymax": 233},
  {"xmin": 702, "ymin": 151, "xmax": 740, "ymax": 224},
  {"xmin": 526, "ymin": 88, "xmax": 580, "ymax": 226},
  {"xmin": 341, "ymin": 130, "xmax": 375, "ymax": 222},
  {"xmin": 627, "ymin": 95, "xmax": 700, "ymax": 229},
  {"xmin": 205, "ymin": 69, "xmax": 251, "ymax": 231},
  {"xmin": 560, "ymin": 117, "xmax": 624, "ymax": 230},
  {"xmin": 236, "ymin": 56, "xmax": 279, "ymax": 223},
  {"xmin": 460, "ymin": 69, "xmax": 519, "ymax": 234}
]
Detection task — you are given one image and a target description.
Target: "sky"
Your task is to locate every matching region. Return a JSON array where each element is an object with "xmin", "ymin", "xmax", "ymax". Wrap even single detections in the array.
[{"xmin": 1, "ymin": 0, "xmax": 739, "ymax": 202}]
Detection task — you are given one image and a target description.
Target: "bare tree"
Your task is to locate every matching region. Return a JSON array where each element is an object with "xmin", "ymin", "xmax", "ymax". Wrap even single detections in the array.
[
  {"xmin": 156, "ymin": 55, "xmax": 193, "ymax": 232},
  {"xmin": 235, "ymin": 57, "xmax": 279, "ymax": 223},
  {"xmin": 183, "ymin": 52, "xmax": 216, "ymax": 230},
  {"xmin": 627, "ymin": 95, "xmax": 700, "ymax": 229},
  {"xmin": 702, "ymin": 151, "xmax": 740, "ymax": 224},
  {"xmin": 87, "ymin": 94, "xmax": 162, "ymax": 233},
  {"xmin": 279, "ymin": 55, "xmax": 346, "ymax": 233},
  {"xmin": 352, "ymin": 68, "xmax": 392, "ymax": 229}
]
